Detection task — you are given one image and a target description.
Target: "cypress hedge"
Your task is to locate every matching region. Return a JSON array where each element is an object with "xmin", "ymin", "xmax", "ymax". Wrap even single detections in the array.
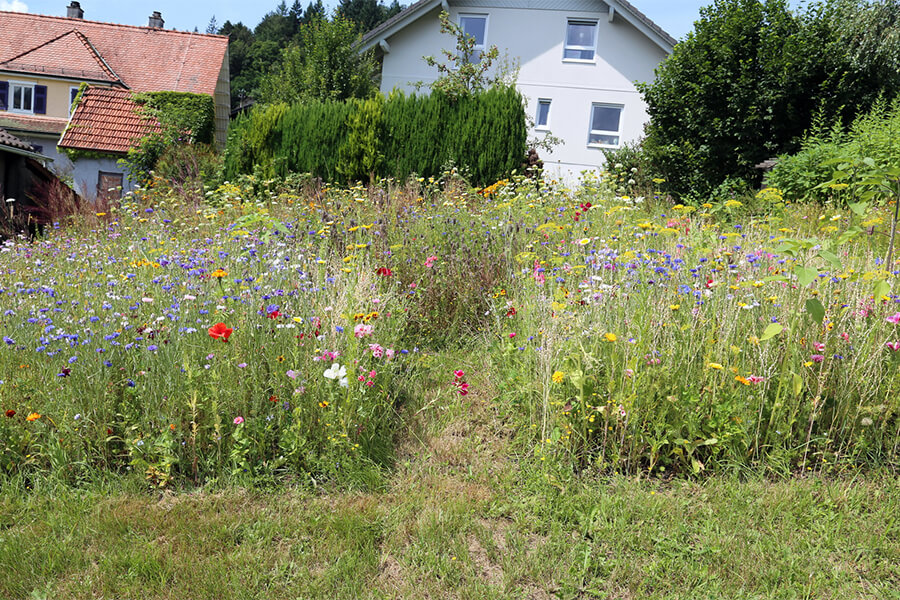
[{"xmin": 224, "ymin": 87, "xmax": 526, "ymax": 186}]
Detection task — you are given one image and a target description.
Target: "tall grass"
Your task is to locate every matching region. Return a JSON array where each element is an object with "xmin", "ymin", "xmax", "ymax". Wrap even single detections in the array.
[{"xmin": 1, "ymin": 171, "xmax": 899, "ymax": 489}]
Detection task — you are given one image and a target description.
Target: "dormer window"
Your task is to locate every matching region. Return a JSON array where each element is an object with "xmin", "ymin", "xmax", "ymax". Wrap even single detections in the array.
[
  {"xmin": 459, "ymin": 14, "xmax": 488, "ymax": 63},
  {"xmin": 564, "ymin": 20, "xmax": 598, "ymax": 61}
]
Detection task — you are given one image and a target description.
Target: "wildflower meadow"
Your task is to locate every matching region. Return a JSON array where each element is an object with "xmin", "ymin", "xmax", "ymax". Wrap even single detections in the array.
[{"xmin": 2, "ymin": 171, "xmax": 900, "ymax": 598}]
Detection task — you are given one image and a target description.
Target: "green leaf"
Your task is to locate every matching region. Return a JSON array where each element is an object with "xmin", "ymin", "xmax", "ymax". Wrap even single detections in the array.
[
  {"xmin": 818, "ymin": 249, "xmax": 842, "ymax": 270},
  {"xmin": 805, "ymin": 298, "xmax": 825, "ymax": 324},
  {"xmin": 794, "ymin": 266, "xmax": 818, "ymax": 286},
  {"xmin": 848, "ymin": 202, "xmax": 869, "ymax": 216},
  {"xmin": 836, "ymin": 227, "xmax": 861, "ymax": 246},
  {"xmin": 874, "ymin": 279, "xmax": 891, "ymax": 300},
  {"xmin": 792, "ymin": 372, "xmax": 803, "ymax": 397},
  {"xmin": 703, "ymin": 438, "xmax": 718, "ymax": 446},
  {"xmin": 760, "ymin": 323, "xmax": 784, "ymax": 341}
]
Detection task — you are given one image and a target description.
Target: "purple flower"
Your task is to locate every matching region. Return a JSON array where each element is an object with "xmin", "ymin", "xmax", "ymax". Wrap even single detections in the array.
[{"xmin": 811, "ymin": 354, "xmax": 825, "ymax": 363}]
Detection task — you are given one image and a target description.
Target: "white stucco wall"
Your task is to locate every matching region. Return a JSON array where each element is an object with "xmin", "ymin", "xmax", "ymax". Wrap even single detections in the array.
[{"xmin": 376, "ymin": 0, "xmax": 669, "ymax": 180}]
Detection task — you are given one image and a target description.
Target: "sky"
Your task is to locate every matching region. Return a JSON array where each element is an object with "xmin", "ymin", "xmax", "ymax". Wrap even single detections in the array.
[{"xmin": 0, "ymin": 0, "xmax": 732, "ymax": 40}]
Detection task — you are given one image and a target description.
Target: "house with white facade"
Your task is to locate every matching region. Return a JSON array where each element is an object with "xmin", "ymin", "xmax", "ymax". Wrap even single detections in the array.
[{"xmin": 360, "ymin": 0, "xmax": 675, "ymax": 180}]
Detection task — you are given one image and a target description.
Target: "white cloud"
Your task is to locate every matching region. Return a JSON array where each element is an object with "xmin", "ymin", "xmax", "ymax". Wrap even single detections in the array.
[{"xmin": 0, "ymin": 1, "xmax": 28, "ymax": 12}]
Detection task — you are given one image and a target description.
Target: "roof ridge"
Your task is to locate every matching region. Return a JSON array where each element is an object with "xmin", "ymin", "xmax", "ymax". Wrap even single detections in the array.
[
  {"xmin": 0, "ymin": 10, "xmax": 229, "ymax": 39},
  {"xmin": 71, "ymin": 30, "xmax": 123, "ymax": 84}
]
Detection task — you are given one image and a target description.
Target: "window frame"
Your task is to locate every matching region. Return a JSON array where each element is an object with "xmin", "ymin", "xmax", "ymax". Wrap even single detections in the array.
[
  {"xmin": 587, "ymin": 103, "xmax": 624, "ymax": 149},
  {"xmin": 563, "ymin": 19, "xmax": 599, "ymax": 63},
  {"xmin": 535, "ymin": 98, "xmax": 551, "ymax": 130},
  {"xmin": 9, "ymin": 81, "xmax": 35, "ymax": 114},
  {"xmin": 458, "ymin": 13, "xmax": 489, "ymax": 64}
]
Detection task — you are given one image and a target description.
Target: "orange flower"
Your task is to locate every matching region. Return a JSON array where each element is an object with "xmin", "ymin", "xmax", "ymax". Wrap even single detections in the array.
[
  {"xmin": 211, "ymin": 268, "xmax": 228, "ymax": 278},
  {"xmin": 208, "ymin": 322, "xmax": 233, "ymax": 342},
  {"xmin": 26, "ymin": 412, "xmax": 41, "ymax": 422}
]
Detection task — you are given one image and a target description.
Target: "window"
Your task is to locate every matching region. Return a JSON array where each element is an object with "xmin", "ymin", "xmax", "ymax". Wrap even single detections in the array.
[
  {"xmin": 588, "ymin": 104, "xmax": 623, "ymax": 147},
  {"xmin": 459, "ymin": 14, "xmax": 487, "ymax": 63},
  {"xmin": 564, "ymin": 20, "xmax": 598, "ymax": 61},
  {"xmin": 11, "ymin": 83, "xmax": 34, "ymax": 113},
  {"xmin": 536, "ymin": 99, "xmax": 551, "ymax": 129},
  {"xmin": 70, "ymin": 86, "xmax": 81, "ymax": 115}
]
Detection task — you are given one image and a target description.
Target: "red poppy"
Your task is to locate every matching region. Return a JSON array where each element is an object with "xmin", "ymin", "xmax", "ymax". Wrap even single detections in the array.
[
  {"xmin": 208, "ymin": 322, "xmax": 233, "ymax": 342},
  {"xmin": 267, "ymin": 310, "xmax": 281, "ymax": 319},
  {"xmin": 506, "ymin": 307, "xmax": 517, "ymax": 317},
  {"xmin": 4, "ymin": 409, "xmax": 15, "ymax": 418},
  {"xmin": 376, "ymin": 267, "xmax": 393, "ymax": 277}
]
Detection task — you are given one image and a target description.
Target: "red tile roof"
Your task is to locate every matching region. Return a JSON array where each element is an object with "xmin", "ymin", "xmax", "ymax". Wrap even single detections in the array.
[
  {"xmin": 0, "ymin": 127, "xmax": 35, "ymax": 152},
  {"xmin": 0, "ymin": 11, "xmax": 228, "ymax": 95},
  {"xmin": 0, "ymin": 113, "xmax": 68, "ymax": 134},
  {"xmin": 1, "ymin": 29, "xmax": 121, "ymax": 83},
  {"xmin": 58, "ymin": 87, "xmax": 161, "ymax": 154}
]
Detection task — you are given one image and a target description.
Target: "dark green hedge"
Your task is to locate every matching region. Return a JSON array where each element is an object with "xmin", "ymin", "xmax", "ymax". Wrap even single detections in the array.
[{"xmin": 224, "ymin": 87, "xmax": 527, "ymax": 186}]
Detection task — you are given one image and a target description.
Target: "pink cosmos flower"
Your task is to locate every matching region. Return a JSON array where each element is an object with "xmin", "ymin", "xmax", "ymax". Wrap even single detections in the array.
[
  {"xmin": 233, "ymin": 416, "xmax": 244, "ymax": 425},
  {"xmin": 813, "ymin": 342, "xmax": 825, "ymax": 352},
  {"xmin": 887, "ymin": 342, "xmax": 900, "ymax": 351},
  {"xmin": 887, "ymin": 313, "xmax": 900, "ymax": 324},
  {"xmin": 454, "ymin": 370, "xmax": 464, "ymax": 379},
  {"xmin": 369, "ymin": 343, "xmax": 384, "ymax": 358},
  {"xmin": 425, "ymin": 255, "xmax": 438, "ymax": 268},
  {"xmin": 747, "ymin": 375, "xmax": 766, "ymax": 384}
]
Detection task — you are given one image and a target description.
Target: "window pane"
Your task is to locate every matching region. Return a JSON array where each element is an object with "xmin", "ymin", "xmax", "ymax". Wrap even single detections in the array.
[
  {"xmin": 12, "ymin": 86, "xmax": 22, "ymax": 109},
  {"xmin": 591, "ymin": 105, "xmax": 621, "ymax": 133},
  {"xmin": 564, "ymin": 48, "xmax": 595, "ymax": 60},
  {"xmin": 460, "ymin": 16, "xmax": 486, "ymax": 46},
  {"xmin": 23, "ymin": 86, "xmax": 32, "ymax": 111},
  {"xmin": 566, "ymin": 22, "xmax": 596, "ymax": 48},
  {"xmin": 537, "ymin": 101, "xmax": 550, "ymax": 126},
  {"xmin": 588, "ymin": 133, "xmax": 619, "ymax": 146}
]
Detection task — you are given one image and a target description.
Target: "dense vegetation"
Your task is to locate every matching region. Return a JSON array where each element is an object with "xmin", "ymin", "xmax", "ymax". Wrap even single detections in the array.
[
  {"xmin": 635, "ymin": 0, "xmax": 900, "ymax": 200},
  {"xmin": 224, "ymin": 86, "xmax": 528, "ymax": 185},
  {"xmin": 217, "ymin": 0, "xmax": 402, "ymax": 108}
]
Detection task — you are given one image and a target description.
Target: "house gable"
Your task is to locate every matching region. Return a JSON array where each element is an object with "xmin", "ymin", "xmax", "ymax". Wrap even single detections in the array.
[
  {"xmin": 1, "ymin": 30, "xmax": 122, "ymax": 84},
  {"xmin": 361, "ymin": 0, "xmax": 675, "ymax": 54}
]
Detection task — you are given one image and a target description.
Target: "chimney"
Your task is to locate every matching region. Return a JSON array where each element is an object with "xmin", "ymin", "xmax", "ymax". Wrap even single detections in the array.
[
  {"xmin": 148, "ymin": 11, "xmax": 164, "ymax": 28},
  {"xmin": 67, "ymin": 1, "xmax": 84, "ymax": 19}
]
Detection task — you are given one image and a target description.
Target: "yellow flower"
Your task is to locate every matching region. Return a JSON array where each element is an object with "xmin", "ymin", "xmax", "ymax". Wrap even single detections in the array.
[
  {"xmin": 552, "ymin": 371, "xmax": 565, "ymax": 384},
  {"xmin": 669, "ymin": 304, "xmax": 680, "ymax": 311},
  {"xmin": 604, "ymin": 333, "xmax": 617, "ymax": 343},
  {"xmin": 735, "ymin": 375, "xmax": 750, "ymax": 386},
  {"xmin": 707, "ymin": 363, "xmax": 724, "ymax": 370}
]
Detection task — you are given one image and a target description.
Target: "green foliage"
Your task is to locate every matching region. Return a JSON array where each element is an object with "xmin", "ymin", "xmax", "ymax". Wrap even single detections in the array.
[
  {"xmin": 337, "ymin": 95, "xmax": 385, "ymax": 182},
  {"xmin": 337, "ymin": 0, "xmax": 402, "ymax": 32},
  {"xmin": 768, "ymin": 98, "xmax": 900, "ymax": 206},
  {"xmin": 422, "ymin": 11, "xmax": 502, "ymax": 101},
  {"xmin": 122, "ymin": 92, "xmax": 217, "ymax": 185},
  {"xmin": 639, "ymin": 0, "xmax": 900, "ymax": 199},
  {"xmin": 257, "ymin": 16, "xmax": 378, "ymax": 105},
  {"xmin": 220, "ymin": 1, "xmax": 398, "ymax": 108},
  {"xmin": 225, "ymin": 87, "xmax": 527, "ymax": 186}
]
